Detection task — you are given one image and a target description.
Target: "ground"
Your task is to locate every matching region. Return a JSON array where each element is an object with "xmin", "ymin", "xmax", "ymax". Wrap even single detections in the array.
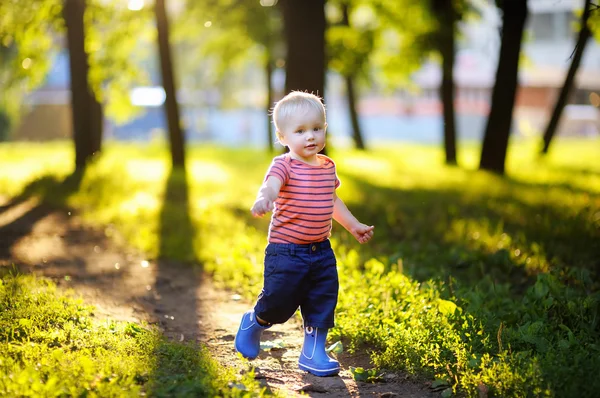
[{"xmin": 0, "ymin": 196, "xmax": 440, "ymax": 397}]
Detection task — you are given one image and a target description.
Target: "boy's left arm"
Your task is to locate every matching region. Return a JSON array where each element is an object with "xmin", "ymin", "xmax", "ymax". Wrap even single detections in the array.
[{"xmin": 332, "ymin": 192, "xmax": 374, "ymax": 244}]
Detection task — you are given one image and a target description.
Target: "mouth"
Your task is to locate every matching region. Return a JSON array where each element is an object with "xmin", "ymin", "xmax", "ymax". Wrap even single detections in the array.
[{"xmin": 305, "ymin": 144, "xmax": 317, "ymax": 149}]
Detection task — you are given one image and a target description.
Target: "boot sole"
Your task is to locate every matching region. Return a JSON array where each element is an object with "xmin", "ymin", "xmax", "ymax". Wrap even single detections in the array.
[{"xmin": 298, "ymin": 361, "xmax": 340, "ymax": 377}]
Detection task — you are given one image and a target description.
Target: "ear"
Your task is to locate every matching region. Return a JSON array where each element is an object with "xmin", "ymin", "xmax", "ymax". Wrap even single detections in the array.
[
  {"xmin": 323, "ymin": 122, "xmax": 328, "ymax": 132},
  {"xmin": 276, "ymin": 130, "xmax": 286, "ymax": 145}
]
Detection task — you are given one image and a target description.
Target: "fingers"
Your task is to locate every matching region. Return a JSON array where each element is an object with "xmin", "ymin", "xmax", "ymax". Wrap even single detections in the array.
[
  {"xmin": 251, "ymin": 200, "xmax": 273, "ymax": 217},
  {"xmin": 356, "ymin": 226, "xmax": 374, "ymax": 244}
]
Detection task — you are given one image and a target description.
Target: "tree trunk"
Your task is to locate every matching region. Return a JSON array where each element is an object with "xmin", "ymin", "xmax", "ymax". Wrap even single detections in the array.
[
  {"xmin": 266, "ymin": 56, "xmax": 274, "ymax": 152},
  {"xmin": 155, "ymin": 0, "xmax": 186, "ymax": 169},
  {"xmin": 281, "ymin": 0, "xmax": 326, "ymax": 96},
  {"xmin": 90, "ymin": 93, "xmax": 103, "ymax": 156},
  {"xmin": 345, "ymin": 76, "xmax": 365, "ymax": 149},
  {"xmin": 541, "ymin": 0, "xmax": 592, "ymax": 155},
  {"xmin": 281, "ymin": 0, "xmax": 327, "ymax": 155},
  {"xmin": 341, "ymin": 3, "xmax": 365, "ymax": 150},
  {"xmin": 63, "ymin": 0, "xmax": 96, "ymax": 170},
  {"xmin": 433, "ymin": 0, "xmax": 457, "ymax": 165},
  {"xmin": 479, "ymin": 0, "xmax": 528, "ymax": 175}
]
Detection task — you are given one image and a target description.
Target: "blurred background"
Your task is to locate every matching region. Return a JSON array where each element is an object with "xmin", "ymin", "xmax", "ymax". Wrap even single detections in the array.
[{"xmin": 1, "ymin": 0, "xmax": 598, "ymax": 157}]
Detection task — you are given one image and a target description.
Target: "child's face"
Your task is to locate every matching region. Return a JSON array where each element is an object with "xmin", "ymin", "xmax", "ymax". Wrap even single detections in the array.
[{"xmin": 278, "ymin": 108, "xmax": 327, "ymax": 163}]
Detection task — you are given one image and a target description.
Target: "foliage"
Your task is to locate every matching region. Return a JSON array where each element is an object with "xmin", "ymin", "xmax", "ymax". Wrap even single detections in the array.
[
  {"xmin": 0, "ymin": 0, "xmax": 157, "ymax": 131},
  {"xmin": 0, "ymin": 271, "xmax": 266, "ymax": 397},
  {"xmin": 326, "ymin": 0, "xmax": 376, "ymax": 79},
  {"xmin": 0, "ymin": 138, "xmax": 599, "ymax": 397},
  {"xmin": 0, "ymin": 0, "xmax": 62, "ymax": 137},
  {"xmin": 172, "ymin": 0, "xmax": 282, "ymax": 107},
  {"xmin": 86, "ymin": 0, "xmax": 155, "ymax": 124}
]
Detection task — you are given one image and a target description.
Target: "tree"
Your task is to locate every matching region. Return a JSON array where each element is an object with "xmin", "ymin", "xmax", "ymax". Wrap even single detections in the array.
[
  {"xmin": 176, "ymin": 0, "xmax": 282, "ymax": 151},
  {"xmin": 540, "ymin": 0, "xmax": 595, "ymax": 155},
  {"xmin": 0, "ymin": 0, "xmax": 61, "ymax": 140},
  {"xmin": 155, "ymin": 0, "xmax": 186, "ymax": 169},
  {"xmin": 328, "ymin": 0, "xmax": 375, "ymax": 150},
  {"xmin": 431, "ymin": 0, "xmax": 458, "ymax": 165},
  {"xmin": 63, "ymin": 0, "xmax": 102, "ymax": 169},
  {"xmin": 281, "ymin": 0, "xmax": 326, "ymax": 96},
  {"xmin": 479, "ymin": 0, "xmax": 528, "ymax": 175},
  {"xmin": 1, "ymin": 0, "xmax": 154, "ymax": 162},
  {"xmin": 369, "ymin": 0, "xmax": 470, "ymax": 164},
  {"xmin": 280, "ymin": 0, "xmax": 327, "ymax": 153}
]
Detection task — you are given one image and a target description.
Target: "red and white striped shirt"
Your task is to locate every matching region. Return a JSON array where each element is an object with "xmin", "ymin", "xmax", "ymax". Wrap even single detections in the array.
[{"xmin": 266, "ymin": 154, "xmax": 340, "ymax": 244}]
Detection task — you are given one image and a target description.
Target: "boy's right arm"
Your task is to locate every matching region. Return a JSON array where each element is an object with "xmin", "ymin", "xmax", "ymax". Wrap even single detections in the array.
[{"xmin": 251, "ymin": 176, "xmax": 282, "ymax": 217}]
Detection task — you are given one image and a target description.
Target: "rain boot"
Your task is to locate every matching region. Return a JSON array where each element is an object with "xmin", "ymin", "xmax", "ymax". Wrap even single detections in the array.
[
  {"xmin": 298, "ymin": 326, "xmax": 340, "ymax": 376},
  {"xmin": 234, "ymin": 310, "xmax": 271, "ymax": 359}
]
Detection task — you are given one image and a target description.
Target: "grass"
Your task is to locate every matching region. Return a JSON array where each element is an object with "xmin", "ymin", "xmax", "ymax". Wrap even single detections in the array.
[
  {"xmin": 0, "ymin": 137, "xmax": 599, "ymax": 397},
  {"xmin": 0, "ymin": 269, "xmax": 264, "ymax": 397}
]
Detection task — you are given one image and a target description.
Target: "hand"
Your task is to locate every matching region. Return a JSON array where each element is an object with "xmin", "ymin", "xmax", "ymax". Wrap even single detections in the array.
[
  {"xmin": 350, "ymin": 224, "xmax": 374, "ymax": 244},
  {"xmin": 251, "ymin": 197, "xmax": 274, "ymax": 217}
]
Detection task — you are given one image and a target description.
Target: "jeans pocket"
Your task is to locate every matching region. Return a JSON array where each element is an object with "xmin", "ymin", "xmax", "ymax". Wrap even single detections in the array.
[{"xmin": 264, "ymin": 253, "xmax": 279, "ymax": 278}]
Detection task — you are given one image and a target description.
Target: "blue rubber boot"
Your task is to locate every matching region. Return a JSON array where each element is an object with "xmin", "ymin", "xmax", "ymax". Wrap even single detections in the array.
[
  {"xmin": 234, "ymin": 310, "xmax": 271, "ymax": 359},
  {"xmin": 298, "ymin": 326, "xmax": 340, "ymax": 376}
]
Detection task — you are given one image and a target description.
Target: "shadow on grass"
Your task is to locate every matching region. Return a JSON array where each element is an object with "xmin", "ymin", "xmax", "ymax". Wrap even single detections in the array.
[
  {"xmin": 337, "ymin": 172, "xmax": 599, "ymax": 291},
  {"xmin": 0, "ymin": 170, "xmax": 84, "ymax": 260},
  {"xmin": 149, "ymin": 166, "xmax": 214, "ymax": 395},
  {"xmin": 155, "ymin": 165, "xmax": 203, "ymax": 342}
]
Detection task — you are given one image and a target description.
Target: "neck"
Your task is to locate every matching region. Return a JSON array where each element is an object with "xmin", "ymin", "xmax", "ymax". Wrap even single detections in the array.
[{"xmin": 289, "ymin": 152, "xmax": 319, "ymax": 166}]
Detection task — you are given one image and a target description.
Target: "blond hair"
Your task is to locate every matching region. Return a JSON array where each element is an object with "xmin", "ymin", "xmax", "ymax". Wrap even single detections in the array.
[{"xmin": 272, "ymin": 91, "xmax": 326, "ymax": 136}]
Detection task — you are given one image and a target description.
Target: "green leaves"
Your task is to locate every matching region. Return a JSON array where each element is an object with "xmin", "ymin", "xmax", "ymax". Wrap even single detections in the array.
[
  {"xmin": 349, "ymin": 366, "xmax": 384, "ymax": 383},
  {"xmin": 86, "ymin": 0, "xmax": 154, "ymax": 123}
]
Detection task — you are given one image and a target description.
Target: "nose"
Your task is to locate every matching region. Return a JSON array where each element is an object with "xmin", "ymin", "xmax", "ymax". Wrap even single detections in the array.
[{"xmin": 306, "ymin": 130, "xmax": 315, "ymax": 140}]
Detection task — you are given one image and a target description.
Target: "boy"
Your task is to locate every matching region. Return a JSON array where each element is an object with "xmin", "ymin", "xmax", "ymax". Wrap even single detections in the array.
[{"xmin": 234, "ymin": 91, "xmax": 374, "ymax": 377}]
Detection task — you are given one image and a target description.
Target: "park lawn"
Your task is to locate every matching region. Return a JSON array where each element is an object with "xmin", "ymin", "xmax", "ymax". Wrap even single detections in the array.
[{"xmin": 0, "ymin": 137, "xmax": 599, "ymax": 397}]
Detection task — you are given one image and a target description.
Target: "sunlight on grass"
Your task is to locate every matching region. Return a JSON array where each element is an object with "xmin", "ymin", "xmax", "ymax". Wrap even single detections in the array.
[
  {"xmin": 189, "ymin": 160, "xmax": 232, "ymax": 184},
  {"xmin": 120, "ymin": 191, "xmax": 162, "ymax": 215},
  {"xmin": 0, "ymin": 142, "xmax": 72, "ymax": 197},
  {"xmin": 124, "ymin": 159, "xmax": 168, "ymax": 182}
]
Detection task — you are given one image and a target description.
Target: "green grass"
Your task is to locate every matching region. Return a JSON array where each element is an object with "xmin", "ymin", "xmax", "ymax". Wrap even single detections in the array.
[
  {"xmin": 1, "ymin": 137, "xmax": 599, "ymax": 397},
  {"xmin": 0, "ymin": 270, "xmax": 264, "ymax": 397}
]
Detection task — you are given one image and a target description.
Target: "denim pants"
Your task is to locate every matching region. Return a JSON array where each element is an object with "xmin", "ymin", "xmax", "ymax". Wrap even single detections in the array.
[{"xmin": 254, "ymin": 239, "xmax": 338, "ymax": 329}]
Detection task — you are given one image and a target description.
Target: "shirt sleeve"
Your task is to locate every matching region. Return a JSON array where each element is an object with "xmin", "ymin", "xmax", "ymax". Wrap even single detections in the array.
[
  {"xmin": 327, "ymin": 156, "xmax": 341, "ymax": 189},
  {"xmin": 265, "ymin": 156, "xmax": 290, "ymax": 185}
]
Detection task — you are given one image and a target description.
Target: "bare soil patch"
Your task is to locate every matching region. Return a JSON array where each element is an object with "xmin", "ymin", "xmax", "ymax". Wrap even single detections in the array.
[{"xmin": 0, "ymin": 196, "xmax": 439, "ymax": 397}]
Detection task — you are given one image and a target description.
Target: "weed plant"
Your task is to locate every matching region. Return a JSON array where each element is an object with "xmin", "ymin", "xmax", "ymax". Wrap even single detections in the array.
[{"xmin": 0, "ymin": 138, "xmax": 598, "ymax": 397}]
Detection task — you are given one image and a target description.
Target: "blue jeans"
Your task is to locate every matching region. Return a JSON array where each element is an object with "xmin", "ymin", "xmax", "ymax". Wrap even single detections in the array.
[{"xmin": 254, "ymin": 240, "xmax": 338, "ymax": 329}]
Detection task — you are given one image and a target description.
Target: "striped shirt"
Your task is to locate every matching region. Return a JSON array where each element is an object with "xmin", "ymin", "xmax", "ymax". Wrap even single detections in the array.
[{"xmin": 266, "ymin": 154, "xmax": 340, "ymax": 244}]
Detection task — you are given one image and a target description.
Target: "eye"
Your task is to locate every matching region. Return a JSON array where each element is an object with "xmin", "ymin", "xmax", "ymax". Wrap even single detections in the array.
[
  {"xmin": 313, "ymin": 127, "xmax": 321, "ymax": 132},
  {"xmin": 295, "ymin": 129, "xmax": 304, "ymax": 134}
]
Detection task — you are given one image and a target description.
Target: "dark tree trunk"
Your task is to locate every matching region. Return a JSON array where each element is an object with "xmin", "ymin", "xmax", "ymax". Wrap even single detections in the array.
[
  {"xmin": 63, "ymin": 0, "xmax": 99, "ymax": 170},
  {"xmin": 479, "ymin": 0, "xmax": 528, "ymax": 175},
  {"xmin": 541, "ymin": 0, "xmax": 592, "ymax": 155},
  {"xmin": 266, "ymin": 56, "xmax": 274, "ymax": 152},
  {"xmin": 155, "ymin": 0, "xmax": 186, "ymax": 169},
  {"xmin": 281, "ymin": 0, "xmax": 327, "ymax": 155},
  {"xmin": 90, "ymin": 94, "xmax": 103, "ymax": 155},
  {"xmin": 433, "ymin": 0, "xmax": 457, "ymax": 165},
  {"xmin": 341, "ymin": 3, "xmax": 365, "ymax": 150},
  {"xmin": 281, "ymin": 0, "xmax": 326, "ymax": 96},
  {"xmin": 345, "ymin": 76, "xmax": 365, "ymax": 149}
]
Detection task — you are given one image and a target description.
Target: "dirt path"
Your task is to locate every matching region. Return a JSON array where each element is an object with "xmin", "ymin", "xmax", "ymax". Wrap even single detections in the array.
[{"xmin": 0, "ymin": 196, "xmax": 439, "ymax": 397}]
